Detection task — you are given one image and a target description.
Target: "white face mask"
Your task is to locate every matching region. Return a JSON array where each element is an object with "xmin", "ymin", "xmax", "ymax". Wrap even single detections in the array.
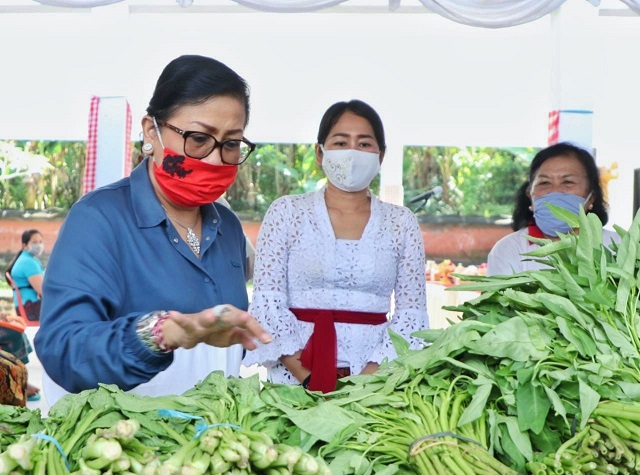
[
  {"xmin": 27, "ymin": 243, "xmax": 44, "ymax": 257},
  {"xmin": 320, "ymin": 146, "xmax": 381, "ymax": 192}
]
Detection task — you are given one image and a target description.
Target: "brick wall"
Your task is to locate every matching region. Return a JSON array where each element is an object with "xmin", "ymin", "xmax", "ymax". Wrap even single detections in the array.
[{"xmin": 1, "ymin": 215, "xmax": 510, "ymax": 267}]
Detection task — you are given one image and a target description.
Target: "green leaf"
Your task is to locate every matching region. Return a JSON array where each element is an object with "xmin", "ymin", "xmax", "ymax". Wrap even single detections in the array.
[
  {"xmin": 536, "ymin": 293, "xmax": 590, "ymax": 328},
  {"xmin": 273, "ymin": 402, "xmax": 357, "ymax": 443},
  {"xmin": 530, "ymin": 271, "xmax": 568, "ymax": 296},
  {"xmin": 578, "ymin": 379, "xmax": 600, "ymax": 429},
  {"xmin": 457, "ymin": 383, "xmax": 492, "ymax": 427},
  {"xmin": 399, "ymin": 320, "xmax": 490, "ymax": 370},
  {"xmin": 555, "ymin": 317, "xmax": 596, "ymax": 357},
  {"xmin": 524, "ymin": 236, "xmax": 574, "ymax": 257},
  {"xmin": 618, "ymin": 382, "xmax": 640, "ymax": 399},
  {"xmin": 499, "ymin": 414, "xmax": 533, "ymax": 463},
  {"xmin": 548, "ymin": 203, "xmax": 580, "ymax": 231},
  {"xmin": 412, "ymin": 329, "xmax": 445, "ymax": 343},
  {"xmin": 576, "ymin": 209, "xmax": 598, "ymax": 283},
  {"xmin": 516, "ymin": 384, "xmax": 551, "ymax": 434},
  {"xmin": 597, "ymin": 321, "xmax": 638, "ymax": 358},
  {"xmin": 449, "ymin": 275, "xmax": 535, "ymax": 293},
  {"xmin": 500, "ymin": 288, "xmax": 545, "ymax": 310},
  {"xmin": 467, "ymin": 316, "xmax": 548, "ymax": 362},
  {"xmin": 583, "ymin": 283, "xmax": 616, "ymax": 309},
  {"xmin": 555, "ymin": 262, "xmax": 586, "ymax": 303},
  {"xmin": 615, "ymin": 209, "xmax": 640, "ymax": 313},
  {"xmin": 529, "ymin": 426, "xmax": 562, "ymax": 455},
  {"xmin": 542, "ymin": 385, "xmax": 569, "ymax": 427},
  {"xmin": 523, "ymin": 317, "xmax": 554, "ymax": 351},
  {"xmin": 388, "ymin": 328, "xmax": 410, "ymax": 356}
]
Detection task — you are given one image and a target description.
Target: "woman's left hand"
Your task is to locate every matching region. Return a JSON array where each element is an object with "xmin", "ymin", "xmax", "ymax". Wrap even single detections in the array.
[{"xmin": 162, "ymin": 305, "xmax": 272, "ymax": 351}]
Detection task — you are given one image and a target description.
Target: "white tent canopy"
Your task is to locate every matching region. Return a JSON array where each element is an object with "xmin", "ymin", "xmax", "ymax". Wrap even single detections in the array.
[
  {"xmin": 0, "ymin": 0, "xmax": 638, "ymax": 228},
  {"xmin": 13, "ymin": 0, "xmax": 640, "ymax": 25}
]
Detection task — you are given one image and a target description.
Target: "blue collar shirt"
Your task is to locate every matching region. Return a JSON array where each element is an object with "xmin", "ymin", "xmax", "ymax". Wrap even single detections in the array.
[{"xmin": 34, "ymin": 159, "xmax": 248, "ymax": 394}]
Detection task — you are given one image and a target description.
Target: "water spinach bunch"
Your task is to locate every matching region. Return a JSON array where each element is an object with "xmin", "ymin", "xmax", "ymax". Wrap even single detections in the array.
[
  {"xmin": 0, "ymin": 373, "xmax": 333, "ymax": 475},
  {"xmin": 0, "ymin": 404, "xmax": 44, "ymax": 452},
  {"xmin": 320, "ymin": 370, "xmax": 517, "ymax": 475},
  {"xmin": 276, "ymin": 208, "xmax": 640, "ymax": 474},
  {"xmin": 402, "ymin": 207, "xmax": 640, "ymax": 472},
  {"xmin": 525, "ymin": 399, "xmax": 640, "ymax": 474},
  {"xmin": 235, "ymin": 350, "xmax": 514, "ymax": 473},
  {"xmin": 27, "ymin": 384, "xmax": 215, "ymax": 475}
]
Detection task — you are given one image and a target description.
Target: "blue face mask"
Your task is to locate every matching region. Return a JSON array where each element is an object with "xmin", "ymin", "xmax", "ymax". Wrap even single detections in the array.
[{"xmin": 532, "ymin": 192, "xmax": 591, "ymax": 237}]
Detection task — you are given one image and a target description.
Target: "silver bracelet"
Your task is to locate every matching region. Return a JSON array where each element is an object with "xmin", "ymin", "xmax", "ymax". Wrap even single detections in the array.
[{"xmin": 136, "ymin": 310, "xmax": 173, "ymax": 354}]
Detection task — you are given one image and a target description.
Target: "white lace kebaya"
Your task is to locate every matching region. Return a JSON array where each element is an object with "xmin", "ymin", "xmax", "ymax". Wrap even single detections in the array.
[{"xmin": 243, "ymin": 187, "xmax": 428, "ymax": 385}]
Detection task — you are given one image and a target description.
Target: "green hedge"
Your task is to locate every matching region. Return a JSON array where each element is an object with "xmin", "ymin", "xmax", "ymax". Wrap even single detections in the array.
[{"xmin": 1, "ymin": 140, "xmax": 535, "ymax": 219}]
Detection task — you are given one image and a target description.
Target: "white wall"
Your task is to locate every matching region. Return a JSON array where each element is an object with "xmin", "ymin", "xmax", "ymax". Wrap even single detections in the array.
[
  {"xmin": 0, "ymin": 6, "xmax": 552, "ymax": 144},
  {"xmin": 593, "ymin": 16, "xmax": 640, "ymax": 230}
]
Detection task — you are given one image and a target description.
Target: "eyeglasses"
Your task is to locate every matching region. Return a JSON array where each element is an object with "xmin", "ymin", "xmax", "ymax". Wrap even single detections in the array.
[{"xmin": 156, "ymin": 119, "xmax": 255, "ymax": 165}]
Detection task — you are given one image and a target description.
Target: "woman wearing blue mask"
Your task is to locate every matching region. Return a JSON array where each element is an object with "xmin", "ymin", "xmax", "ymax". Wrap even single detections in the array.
[
  {"xmin": 244, "ymin": 99, "xmax": 428, "ymax": 393},
  {"xmin": 487, "ymin": 142, "xmax": 620, "ymax": 276}
]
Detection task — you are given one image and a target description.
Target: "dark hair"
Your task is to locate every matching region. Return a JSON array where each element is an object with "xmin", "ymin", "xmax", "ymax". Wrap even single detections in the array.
[
  {"xmin": 317, "ymin": 99, "xmax": 386, "ymax": 152},
  {"xmin": 5, "ymin": 229, "xmax": 42, "ymax": 285},
  {"xmin": 511, "ymin": 142, "xmax": 608, "ymax": 231},
  {"xmin": 146, "ymin": 55, "xmax": 250, "ymax": 126}
]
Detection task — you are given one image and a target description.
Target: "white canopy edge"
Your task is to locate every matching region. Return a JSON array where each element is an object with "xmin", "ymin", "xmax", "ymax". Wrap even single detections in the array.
[{"xmin": 0, "ymin": 0, "xmax": 634, "ymax": 24}]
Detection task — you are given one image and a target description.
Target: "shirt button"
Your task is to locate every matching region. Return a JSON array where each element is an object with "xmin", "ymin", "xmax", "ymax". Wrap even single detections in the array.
[
  {"xmin": 173, "ymin": 238, "xmax": 179, "ymax": 243},
  {"xmin": 205, "ymin": 236, "xmax": 211, "ymax": 241},
  {"xmin": 204, "ymin": 278, "xmax": 211, "ymax": 283},
  {"xmin": 213, "ymin": 219, "xmax": 218, "ymax": 224}
]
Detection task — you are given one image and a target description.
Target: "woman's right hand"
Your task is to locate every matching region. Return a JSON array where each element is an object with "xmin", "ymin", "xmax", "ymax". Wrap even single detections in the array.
[{"xmin": 161, "ymin": 304, "xmax": 272, "ymax": 351}]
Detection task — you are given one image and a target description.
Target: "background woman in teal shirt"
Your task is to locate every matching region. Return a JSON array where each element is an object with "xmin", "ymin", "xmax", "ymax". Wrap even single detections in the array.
[
  {"xmin": 4, "ymin": 228, "xmax": 44, "ymax": 400},
  {"xmin": 7, "ymin": 229, "xmax": 44, "ymax": 323}
]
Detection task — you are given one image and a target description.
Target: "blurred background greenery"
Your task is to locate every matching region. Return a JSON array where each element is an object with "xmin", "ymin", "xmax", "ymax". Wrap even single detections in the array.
[{"xmin": 0, "ymin": 140, "xmax": 537, "ymax": 219}]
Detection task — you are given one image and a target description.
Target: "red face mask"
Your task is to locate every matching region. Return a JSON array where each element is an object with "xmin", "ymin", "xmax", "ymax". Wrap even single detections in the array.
[{"xmin": 152, "ymin": 148, "xmax": 238, "ymax": 208}]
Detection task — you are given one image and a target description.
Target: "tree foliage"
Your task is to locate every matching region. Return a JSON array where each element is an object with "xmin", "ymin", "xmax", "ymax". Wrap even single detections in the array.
[
  {"xmin": 0, "ymin": 140, "xmax": 535, "ymax": 220},
  {"xmin": 403, "ymin": 146, "xmax": 537, "ymax": 218},
  {"xmin": 0, "ymin": 140, "xmax": 86, "ymax": 210}
]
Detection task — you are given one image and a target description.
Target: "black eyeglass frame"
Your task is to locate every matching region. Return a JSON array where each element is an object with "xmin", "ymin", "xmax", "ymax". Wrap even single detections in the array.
[{"xmin": 156, "ymin": 119, "xmax": 256, "ymax": 165}]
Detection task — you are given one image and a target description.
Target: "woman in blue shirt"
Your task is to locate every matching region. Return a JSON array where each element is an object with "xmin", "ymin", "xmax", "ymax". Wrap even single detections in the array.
[{"xmin": 34, "ymin": 55, "xmax": 271, "ymax": 405}]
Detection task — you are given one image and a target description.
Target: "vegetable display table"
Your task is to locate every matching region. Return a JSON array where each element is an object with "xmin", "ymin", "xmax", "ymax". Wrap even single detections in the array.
[{"xmin": 425, "ymin": 281, "xmax": 479, "ymax": 329}]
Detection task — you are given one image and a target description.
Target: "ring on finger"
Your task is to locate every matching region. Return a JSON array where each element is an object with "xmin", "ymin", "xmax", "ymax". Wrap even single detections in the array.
[{"xmin": 212, "ymin": 304, "xmax": 231, "ymax": 328}]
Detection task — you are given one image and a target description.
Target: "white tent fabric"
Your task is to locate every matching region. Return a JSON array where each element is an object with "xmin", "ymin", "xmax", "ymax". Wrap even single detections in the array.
[
  {"xmin": 33, "ymin": 0, "xmax": 120, "ymax": 6},
  {"xmin": 417, "ymin": 0, "xmax": 567, "ymax": 28},
  {"xmin": 233, "ymin": 0, "xmax": 346, "ymax": 12},
  {"xmin": 27, "ymin": 0, "xmax": 638, "ymax": 26},
  {"xmin": 620, "ymin": 0, "xmax": 640, "ymax": 13}
]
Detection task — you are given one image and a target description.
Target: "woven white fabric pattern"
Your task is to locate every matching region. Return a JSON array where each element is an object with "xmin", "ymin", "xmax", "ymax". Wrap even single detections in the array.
[{"xmin": 244, "ymin": 187, "xmax": 428, "ymax": 384}]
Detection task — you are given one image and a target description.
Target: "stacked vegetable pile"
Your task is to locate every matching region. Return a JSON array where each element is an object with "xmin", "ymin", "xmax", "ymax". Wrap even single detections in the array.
[
  {"xmin": 247, "ymin": 208, "xmax": 640, "ymax": 474},
  {"xmin": 317, "ymin": 208, "xmax": 639, "ymax": 474},
  {"xmin": 1, "ymin": 208, "xmax": 639, "ymax": 475},
  {"xmin": 0, "ymin": 377, "xmax": 332, "ymax": 475}
]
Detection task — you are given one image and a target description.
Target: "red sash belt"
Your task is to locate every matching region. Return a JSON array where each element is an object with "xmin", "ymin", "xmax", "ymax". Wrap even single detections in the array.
[{"xmin": 291, "ymin": 308, "xmax": 387, "ymax": 393}]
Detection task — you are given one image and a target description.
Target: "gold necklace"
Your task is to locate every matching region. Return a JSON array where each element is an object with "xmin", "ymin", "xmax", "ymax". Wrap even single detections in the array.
[{"xmin": 161, "ymin": 205, "xmax": 200, "ymax": 255}]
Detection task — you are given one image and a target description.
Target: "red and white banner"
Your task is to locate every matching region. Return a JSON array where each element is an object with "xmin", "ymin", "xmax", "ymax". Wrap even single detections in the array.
[
  {"xmin": 82, "ymin": 96, "xmax": 132, "ymax": 195},
  {"xmin": 547, "ymin": 109, "xmax": 560, "ymax": 145},
  {"xmin": 82, "ymin": 96, "xmax": 100, "ymax": 195},
  {"xmin": 124, "ymin": 101, "xmax": 132, "ymax": 177},
  {"xmin": 547, "ymin": 109, "xmax": 593, "ymax": 151}
]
